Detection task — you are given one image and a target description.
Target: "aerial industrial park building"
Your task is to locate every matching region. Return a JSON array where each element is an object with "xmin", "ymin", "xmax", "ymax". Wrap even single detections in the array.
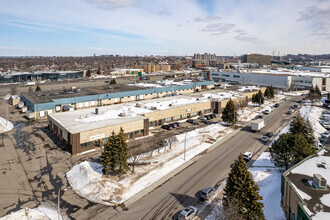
[{"xmin": 205, "ymin": 70, "xmax": 330, "ymax": 91}]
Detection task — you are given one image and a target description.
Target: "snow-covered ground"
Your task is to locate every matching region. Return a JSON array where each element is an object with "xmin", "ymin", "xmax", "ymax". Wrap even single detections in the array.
[
  {"xmin": 0, "ymin": 117, "xmax": 14, "ymax": 134},
  {"xmin": 0, "ymin": 202, "xmax": 67, "ymax": 220},
  {"xmin": 249, "ymin": 152, "xmax": 286, "ymax": 220},
  {"xmin": 67, "ymin": 124, "xmax": 233, "ymax": 205}
]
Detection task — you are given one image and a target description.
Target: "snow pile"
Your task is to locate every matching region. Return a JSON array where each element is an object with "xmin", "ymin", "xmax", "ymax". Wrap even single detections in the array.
[
  {"xmin": 127, "ymin": 83, "xmax": 164, "ymax": 88},
  {"xmin": 300, "ymin": 105, "xmax": 326, "ymax": 138},
  {"xmin": 237, "ymin": 86, "xmax": 260, "ymax": 92},
  {"xmin": 0, "ymin": 117, "xmax": 14, "ymax": 133},
  {"xmin": 0, "ymin": 208, "xmax": 48, "ymax": 220},
  {"xmin": 0, "ymin": 202, "xmax": 65, "ymax": 220},
  {"xmin": 67, "ymin": 123, "xmax": 233, "ymax": 205},
  {"xmin": 2, "ymin": 94, "xmax": 11, "ymax": 100},
  {"xmin": 249, "ymin": 152, "xmax": 286, "ymax": 220},
  {"xmin": 252, "ymin": 152, "xmax": 275, "ymax": 167}
]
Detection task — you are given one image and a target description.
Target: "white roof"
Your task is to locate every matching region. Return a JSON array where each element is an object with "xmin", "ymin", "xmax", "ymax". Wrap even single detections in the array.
[
  {"xmin": 248, "ymin": 68, "xmax": 329, "ymax": 78},
  {"xmin": 50, "ymin": 95, "xmax": 209, "ymax": 133}
]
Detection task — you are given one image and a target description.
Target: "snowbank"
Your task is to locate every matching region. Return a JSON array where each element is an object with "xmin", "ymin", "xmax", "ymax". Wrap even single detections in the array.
[
  {"xmin": 67, "ymin": 123, "xmax": 233, "ymax": 205},
  {"xmin": 0, "ymin": 117, "xmax": 14, "ymax": 133},
  {"xmin": 0, "ymin": 202, "xmax": 65, "ymax": 220},
  {"xmin": 249, "ymin": 152, "xmax": 286, "ymax": 220},
  {"xmin": 300, "ymin": 105, "xmax": 326, "ymax": 138}
]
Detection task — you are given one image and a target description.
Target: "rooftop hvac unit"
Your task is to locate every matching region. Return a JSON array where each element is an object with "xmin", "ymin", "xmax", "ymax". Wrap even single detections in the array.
[
  {"xmin": 119, "ymin": 112, "xmax": 126, "ymax": 117},
  {"xmin": 136, "ymin": 103, "xmax": 141, "ymax": 107},
  {"xmin": 150, "ymin": 106, "xmax": 157, "ymax": 110},
  {"xmin": 312, "ymin": 174, "xmax": 327, "ymax": 189},
  {"xmin": 95, "ymin": 107, "xmax": 99, "ymax": 114}
]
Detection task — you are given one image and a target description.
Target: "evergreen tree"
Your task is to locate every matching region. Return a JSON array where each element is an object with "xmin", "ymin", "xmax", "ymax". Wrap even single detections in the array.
[
  {"xmin": 100, "ymin": 128, "xmax": 129, "ymax": 175},
  {"xmin": 110, "ymin": 79, "xmax": 117, "ymax": 84},
  {"xmin": 270, "ymin": 133, "xmax": 316, "ymax": 169},
  {"xmin": 270, "ymin": 133, "xmax": 295, "ymax": 170},
  {"xmin": 85, "ymin": 69, "xmax": 91, "ymax": 78},
  {"xmin": 290, "ymin": 133, "xmax": 316, "ymax": 164},
  {"xmin": 35, "ymin": 84, "xmax": 41, "ymax": 91},
  {"xmin": 254, "ymin": 90, "xmax": 264, "ymax": 106},
  {"xmin": 314, "ymin": 85, "xmax": 322, "ymax": 99},
  {"xmin": 221, "ymin": 99, "xmax": 238, "ymax": 126},
  {"xmin": 100, "ymin": 131, "xmax": 118, "ymax": 174},
  {"xmin": 97, "ymin": 66, "xmax": 101, "ymax": 75},
  {"xmin": 264, "ymin": 86, "xmax": 271, "ymax": 99},
  {"xmin": 289, "ymin": 113, "xmax": 315, "ymax": 145},
  {"xmin": 223, "ymin": 154, "xmax": 264, "ymax": 219},
  {"xmin": 252, "ymin": 94, "xmax": 257, "ymax": 106},
  {"xmin": 117, "ymin": 128, "xmax": 129, "ymax": 174},
  {"xmin": 269, "ymin": 85, "xmax": 275, "ymax": 98}
]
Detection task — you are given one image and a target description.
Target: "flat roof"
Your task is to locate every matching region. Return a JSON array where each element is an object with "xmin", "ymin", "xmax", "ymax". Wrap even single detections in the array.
[
  {"xmin": 49, "ymin": 94, "xmax": 210, "ymax": 133},
  {"xmin": 22, "ymin": 84, "xmax": 141, "ymax": 104},
  {"xmin": 286, "ymin": 149, "xmax": 330, "ymax": 217},
  {"xmin": 248, "ymin": 69, "xmax": 329, "ymax": 78}
]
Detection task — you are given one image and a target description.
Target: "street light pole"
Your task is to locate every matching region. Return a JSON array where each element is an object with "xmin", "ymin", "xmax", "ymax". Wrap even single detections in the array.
[
  {"xmin": 58, "ymin": 189, "xmax": 61, "ymax": 220},
  {"xmin": 184, "ymin": 132, "xmax": 188, "ymax": 160}
]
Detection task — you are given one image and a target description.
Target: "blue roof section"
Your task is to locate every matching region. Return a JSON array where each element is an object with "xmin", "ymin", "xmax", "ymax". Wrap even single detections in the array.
[{"xmin": 22, "ymin": 81, "xmax": 214, "ymax": 111}]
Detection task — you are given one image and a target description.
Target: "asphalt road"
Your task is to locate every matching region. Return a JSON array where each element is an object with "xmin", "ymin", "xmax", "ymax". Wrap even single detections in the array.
[{"xmin": 90, "ymin": 96, "xmax": 300, "ymax": 220}]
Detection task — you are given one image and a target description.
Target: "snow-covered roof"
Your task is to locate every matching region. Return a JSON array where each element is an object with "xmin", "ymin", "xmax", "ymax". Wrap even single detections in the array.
[
  {"xmin": 246, "ymin": 68, "xmax": 330, "ymax": 78},
  {"xmin": 49, "ymin": 95, "xmax": 209, "ymax": 133},
  {"xmin": 286, "ymin": 149, "xmax": 330, "ymax": 219}
]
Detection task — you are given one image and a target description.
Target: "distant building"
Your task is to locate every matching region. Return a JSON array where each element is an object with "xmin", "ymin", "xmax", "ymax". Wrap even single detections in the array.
[
  {"xmin": 204, "ymin": 69, "xmax": 330, "ymax": 91},
  {"xmin": 193, "ymin": 53, "xmax": 217, "ymax": 67},
  {"xmin": 0, "ymin": 71, "xmax": 83, "ymax": 83},
  {"xmin": 281, "ymin": 149, "xmax": 330, "ymax": 219},
  {"xmin": 110, "ymin": 69, "xmax": 143, "ymax": 76},
  {"xmin": 241, "ymin": 54, "xmax": 271, "ymax": 66},
  {"xmin": 134, "ymin": 64, "xmax": 171, "ymax": 73}
]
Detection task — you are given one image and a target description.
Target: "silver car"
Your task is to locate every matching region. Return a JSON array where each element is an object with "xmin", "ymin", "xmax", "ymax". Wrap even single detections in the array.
[
  {"xmin": 200, "ymin": 187, "xmax": 215, "ymax": 200},
  {"xmin": 178, "ymin": 206, "xmax": 197, "ymax": 220}
]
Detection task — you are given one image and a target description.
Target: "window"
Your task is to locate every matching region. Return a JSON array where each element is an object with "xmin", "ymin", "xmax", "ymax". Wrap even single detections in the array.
[
  {"xmin": 182, "ymin": 114, "xmax": 188, "ymax": 118},
  {"xmin": 173, "ymin": 115, "xmax": 180, "ymax": 120},
  {"xmin": 164, "ymin": 117, "xmax": 172, "ymax": 122},
  {"xmin": 233, "ymin": 75, "xmax": 240, "ymax": 78},
  {"xmin": 80, "ymin": 142, "xmax": 91, "ymax": 149},
  {"xmin": 222, "ymin": 74, "xmax": 230, "ymax": 77},
  {"xmin": 205, "ymin": 109, "xmax": 211, "ymax": 113},
  {"xmin": 192, "ymin": 112, "xmax": 197, "ymax": 116},
  {"xmin": 289, "ymin": 209, "xmax": 296, "ymax": 220}
]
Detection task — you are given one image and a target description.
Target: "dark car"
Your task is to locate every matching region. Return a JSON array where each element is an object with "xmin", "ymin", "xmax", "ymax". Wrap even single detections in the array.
[
  {"xmin": 202, "ymin": 120, "xmax": 212, "ymax": 125},
  {"xmin": 266, "ymin": 132, "xmax": 274, "ymax": 137},
  {"xmin": 208, "ymin": 114, "xmax": 215, "ymax": 119},
  {"xmin": 172, "ymin": 122, "xmax": 180, "ymax": 127},
  {"xmin": 293, "ymin": 104, "xmax": 298, "ymax": 109},
  {"xmin": 211, "ymin": 113, "xmax": 217, "ymax": 118},
  {"xmin": 187, "ymin": 119, "xmax": 197, "ymax": 125},
  {"xmin": 161, "ymin": 124, "xmax": 173, "ymax": 130},
  {"xmin": 274, "ymin": 103, "xmax": 279, "ymax": 108},
  {"xmin": 200, "ymin": 187, "xmax": 215, "ymax": 200},
  {"xmin": 205, "ymin": 115, "xmax": 211, "ymax": 120},
  {"xmin": 257, "ymin": 115, "xmax": 263, "ymax": 119}
]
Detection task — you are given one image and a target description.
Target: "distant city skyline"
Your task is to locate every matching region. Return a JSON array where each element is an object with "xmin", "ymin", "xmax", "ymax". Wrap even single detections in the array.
[{"xmin": 0, "ymin": 0, "xmax": 330, "ymax": 56}]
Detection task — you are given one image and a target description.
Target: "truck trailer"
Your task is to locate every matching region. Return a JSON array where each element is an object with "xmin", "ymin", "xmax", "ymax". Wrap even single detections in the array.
[{"xmin": 251, "ymin": 119, "xmax": 265, "ymax": 132}]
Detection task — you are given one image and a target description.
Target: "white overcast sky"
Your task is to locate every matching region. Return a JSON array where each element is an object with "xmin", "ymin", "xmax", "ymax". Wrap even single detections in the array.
[{"xmin": 0, "ymin": 0, "xmax": 329, "ymax": 56}]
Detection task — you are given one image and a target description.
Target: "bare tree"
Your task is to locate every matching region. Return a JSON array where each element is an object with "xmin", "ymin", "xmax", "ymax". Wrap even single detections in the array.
[
  {"xmin": 167, "ymin": 136, "xmax": 178, "ymax": 150},
  {"xmin": 128, "ymin": 141, "xmax": 143, "ymax": 173},
  {"xmin": 220, "ymin": 196, "xmax": 244, "ymax": 220},
  {"xmin": 28, "ymin": 87, "xmax": 33, "ymax": 92},
  {"xmin": 10, "ymin": 86, "xmax": 18, "ymax": 95}
]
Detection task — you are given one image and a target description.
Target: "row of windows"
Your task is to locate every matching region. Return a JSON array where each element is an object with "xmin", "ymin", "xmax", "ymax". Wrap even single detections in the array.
[
  {"xmin": 148, "ymin": 110, "xmax": 211, "ymax": 127},
  {"xmin": 233, "ymin": 75, "xmax": 240, "ymax": 78},
  {"xmin": 222, "ymin": 74, "xmax": 230, "ymax": 77}
]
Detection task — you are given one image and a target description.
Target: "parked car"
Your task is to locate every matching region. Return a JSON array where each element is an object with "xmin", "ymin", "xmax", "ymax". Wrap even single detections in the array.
[
  {"xmin": 264, "ymin": 109, "xmax": 270, "ymax": 114},
  {"xmin": 274, "ymin": 103, "xmax": 280, "ymax": 108},
  {"xmin": 254, "ymin": 115, "xmax": 263, "ymax": 120},
  {"xmin": 211, "ymin": 113, "xmax": 217, "ymax": 118},
  {"xmin": 161, "ymin": 124, "xmax": 173, "ymax": 130},
  {"xmin": 178, "ymin": 206, "xmax": 197, "ymax": 220},
  {"xmin": 163, "ymin": 94, "xmax": 171, "ymax": 98},
  {"xmin": 287, "ymin": 109, "xmax": 294, "ymax": 115},
  {"xmin": 243, "ymin": 152, "xmax": 253, "ymax": 161},
  {"xmin": 208, "ymin": 114, "xmax": 215, "ymax": 119},
  {"xmin": 293, "ymin": 104, "xmax": 298, "ymax": 109},
  {"xmin": 205, "ymin": 115, "xmax": 211, "ymax": 120},
  {"xmin": 172, "ymin": 122, "xmax": 180, "ymax": 127},
  {"xmin": 187, "ymin": 119, "xmax": 197, "ymax": 125},
  {"xmin": 199, "ymin": 115, "xmax": 207, "ymax": 120},
  {"xmin": 200, "ymin": 187, "xmax": 215, "ymax": 200},
  {"xmin": 261, "ymin": 136, "xmax": 269, "ymax": 143},
  {"xmin": 323, "ymin": 131, "xmax": 330, "ymax": 136},
  {"xmin": 266, "ymin": 132, "xmax": 274, "ymax": 137},
  {"xmin": 202, "ymin": 120, "xmax": 213, "ymax": 125},
  {"xmin": 319, "ymin": 136, "xmax": 327, "ymax": 144}
]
